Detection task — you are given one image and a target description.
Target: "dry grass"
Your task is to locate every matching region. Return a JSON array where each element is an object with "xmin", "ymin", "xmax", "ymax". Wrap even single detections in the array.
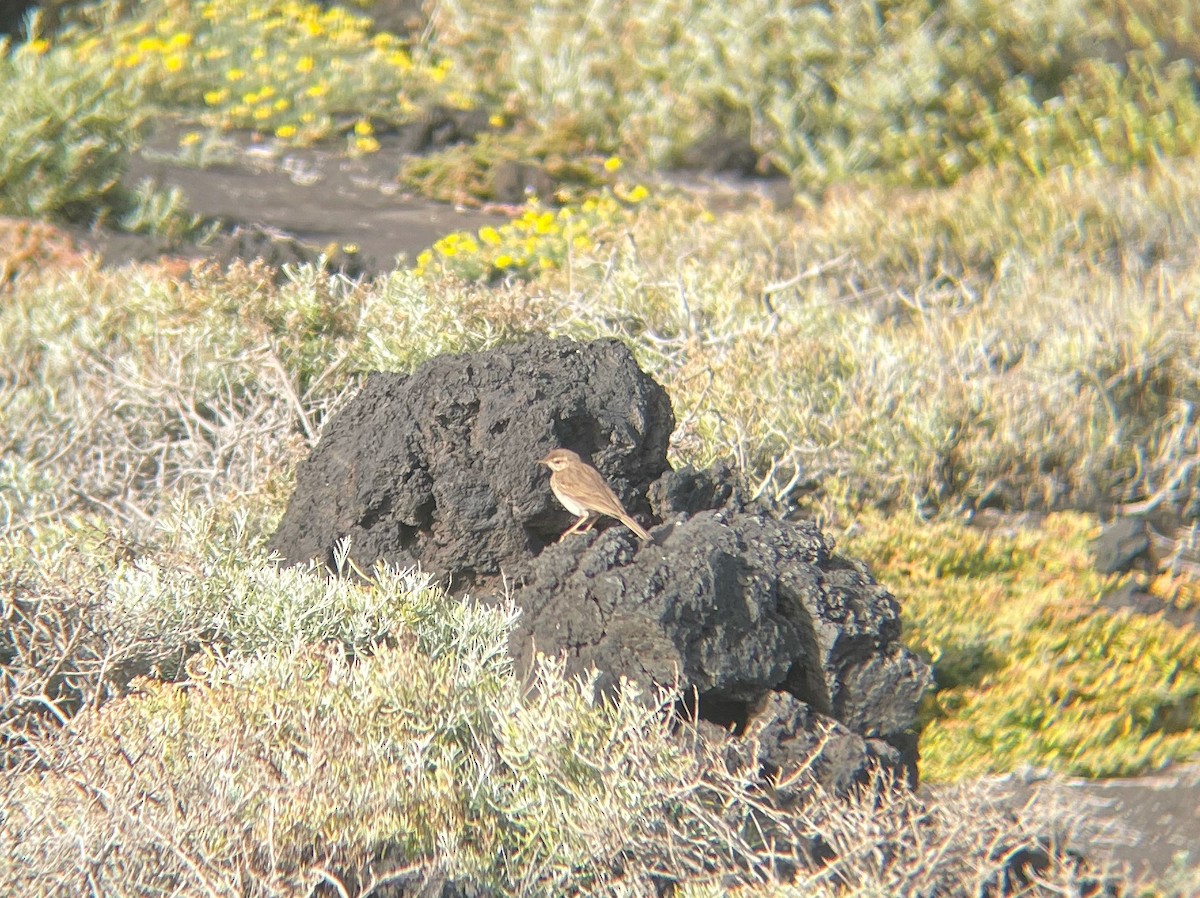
[{"xmin": 1, "ymin": 592, "xmax": 1117, "ymax": 896}]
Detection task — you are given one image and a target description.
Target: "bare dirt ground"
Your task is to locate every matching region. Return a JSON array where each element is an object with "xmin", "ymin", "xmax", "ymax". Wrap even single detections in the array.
[
  {"xmin": 78, "ymin": 121, "xmax": 509, "ymax": 273},
  {"xmin": 52, "ymin": 124, "xmax": 1200, "ymax": 893},
  {"xmin": 934, "ymin": 762, "xmax": 1200, "ymax": 890}
]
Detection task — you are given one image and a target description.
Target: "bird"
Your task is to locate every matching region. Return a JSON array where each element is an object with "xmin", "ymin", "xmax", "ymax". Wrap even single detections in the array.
[{"xmin": 537, "ymin": 448, "xmax": 651, "ymax": 541}]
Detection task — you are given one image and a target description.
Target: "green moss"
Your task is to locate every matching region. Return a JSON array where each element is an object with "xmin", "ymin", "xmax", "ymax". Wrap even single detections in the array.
[{"xmin": 842, "ymin": 511, "xmax": 1200, "ymax": 781}]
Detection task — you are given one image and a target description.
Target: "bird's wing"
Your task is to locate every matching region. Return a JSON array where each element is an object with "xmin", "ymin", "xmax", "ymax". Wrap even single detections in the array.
[{"xmin": 561, "ymin": 463, "xmax": 631, "ymax": 518}]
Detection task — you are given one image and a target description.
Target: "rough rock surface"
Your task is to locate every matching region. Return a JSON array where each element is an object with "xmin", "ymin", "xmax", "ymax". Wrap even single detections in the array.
[
  {"xmin": 510, "ymin": 508, "xmax": 931, "ymax": 779},
  {"xmin": 709, "ymin": 692, "xmax": 905, "ymax": 799},
  {"xmin": 267, "ymin": 336, "xmax": 673, "ymax": 584},
  {"xmin": 270, "ymin": 335, "xmax": 931, "ymax": 785},
  {"xmin": 647, "ymin": 460, "xmax": 747, "ymax": 518}
]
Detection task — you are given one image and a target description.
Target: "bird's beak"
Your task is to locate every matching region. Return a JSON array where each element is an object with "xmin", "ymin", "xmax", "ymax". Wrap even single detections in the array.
[{"xmin": 536, "ymin": 456, "xmax": 550, "ymax": 466}]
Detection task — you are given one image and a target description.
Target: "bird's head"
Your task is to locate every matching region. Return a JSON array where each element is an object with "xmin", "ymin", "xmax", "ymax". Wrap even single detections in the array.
[{"xmin": 537, "ymin": 448, "xmax": 581, "ymax": 472}]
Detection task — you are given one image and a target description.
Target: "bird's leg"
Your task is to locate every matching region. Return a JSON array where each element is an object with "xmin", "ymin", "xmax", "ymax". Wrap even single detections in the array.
[
  {"xmin": 560, "ymin": 513, "xmax": 591, "ymax": 539},
  {"xmin": 578, "ymin": 513, "xmax": 598, "ymax": 533}
]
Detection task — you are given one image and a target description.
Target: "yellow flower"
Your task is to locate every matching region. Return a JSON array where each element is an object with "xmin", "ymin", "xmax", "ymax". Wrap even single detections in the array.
[
  {"xmin": 603, "ymin": 156, "xmax": 622, "ymax": 172},
  {"xmin": 437, "ymin": 241, "xmax": 458, "ymax": 258},
  {"xmin": 163, "ymin": 53, "xmax": 184, "ymax": 72},
  {"xmin": 137, "ymin": 37, "xmax": 166, "ymax": 53},
  {"xmin": 123, "ymin": 52, "xmax": 144, "ymax": 68},
  {"xmin": 300, "ymin": 111, "xmax": 316, "ymax": 123},
  {"xmin": 274, "ymin": 98, "xmax": 290, "ymax": 111},
  {"xmin": 253, "ymin": 105, "xmax": 272, "ymax": 121},
  {"xmin": 417, "ymin": 250, "xmax": 433, "ymax": 268},
  {"xmin": 495, "ymin": 254, "xmax": 514, "ymax": 269},
  {"xmin": 242, "ymin": 91, "xmax": 260, "ymax": 104},
  {"xmin": 179, "ymin": 132, "xmax": 202, "ymax": 147},
  {"xmin": 167, "ymin": 33, "xmax": 192, "ymax": 50},
  {"xmin": 296, "ymin": 55, "xmax": 314, "ymax": 73},
  {"xmin": 355, "ymin": 136, "xmax": 380, "ymax": 153},
  {"xmin": 572, "ymin": 235, "xmax": 592, "ymax": 250},
  {"xmin": 28, "ymin": 39, "xmax": 50, "ymax": 55},
  {"xmin": 627, "ymin": 184, "xmax": 649, "ymax": 203},
  {"xmin": 226, "ymin": 68, "xmax": 246, "ymax": 81},
  {"xmin": 204, "ymin": 89, "xmax": 228, "ymax": 106},
  {"xmin": 305, "ymin": 82, "xmax": 329, "ymax": 98},
  {"xmin": 275, "ymin": 124, "xmax": 298, "ymax": 138},
  {"xmin": 387, "ymin": 50, "xmax": 412, "ymax": 70},
  {"xmin": 251, "ymin": 47, "xmax": 266, "ymax": 61},
  {"xmin": 354, "ymin": 120, "xmax": 374, "ymax": 136},
  {"xmin": 342, "ymin": 243, "xmax": 359, "ymax": 254},
  {"xmin": 479, "ymin": 226, "xmax": 501, "ymax": 246},
  {"xmin": 488, "ymin": 113, "xmax": 505, "ymax": 128},
  {"xmin": 259, "ymin": 85, "xmax": 276, "ymax": 99}
]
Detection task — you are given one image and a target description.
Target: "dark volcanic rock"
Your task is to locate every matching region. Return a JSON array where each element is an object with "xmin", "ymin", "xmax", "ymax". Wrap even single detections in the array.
[
  {"xmin": 269, "ymin": 334, "xmax": 931, "ymax": 788},
  {"xmin": 206, "ymin": 224, "xmax": 370, "ymax": 280},
  {"xmin": 509, "ymin": 508, "xmax": 932, "ymax": 779},
  {"xmin": 714, "ymin": 692, "xmax": 904, "ymax": 799},
  {"xmin": 647, "ymin": 460, "xmax": 747, "ymax": 517},
  {"xmin": 394, "ymin": 105, "xmax": 492, "ymax": 154},
  {"xmin": 491, "ymin": 161, "xmax": 557, "ymax": 205},
  {"xmin": 267, "ymin": 336, "xmax": 673, "ymax": 585}
]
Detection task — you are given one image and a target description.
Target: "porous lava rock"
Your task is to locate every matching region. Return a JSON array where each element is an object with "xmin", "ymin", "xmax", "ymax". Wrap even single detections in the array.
[
  {"xmin": 647, "ymin": 460, "xmax": 747, "ymax": 518},
  {"xmin": 267, "ymin": 336, "xmax": 673, "ymax": 585},
  {"xmin": 710, "ymin": 691, "xmax": 906, "ymax": 799},
  {"xmin": 270, "ymin": 335, "xmax": 931, "ymax": 786},
  {"xmin": 510, "ymin": 508, "xmax": 932, "ymax": 781}
]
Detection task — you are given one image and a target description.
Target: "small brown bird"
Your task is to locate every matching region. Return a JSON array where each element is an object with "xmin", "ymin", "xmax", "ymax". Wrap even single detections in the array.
[{"xmin": 538, "ymin": 448, "xmax": 651, "ymax": 541}]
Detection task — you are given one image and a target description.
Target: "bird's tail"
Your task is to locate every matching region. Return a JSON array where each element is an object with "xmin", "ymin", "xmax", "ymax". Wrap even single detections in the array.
[{"xmin": 619, "ymin": 514, "xmax": 651, "ymax": 541}]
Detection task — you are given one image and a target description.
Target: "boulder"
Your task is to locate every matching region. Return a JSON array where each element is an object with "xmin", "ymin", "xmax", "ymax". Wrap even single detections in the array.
[
  {"xmin": 267, "ymin": 336, "xmax": 673, "ymax": 586},
  {"xmin": 269, "ymin": 335, "xmax": 931, "ymax": 784},
  {"xmin": 510, "ymin": 508, "xmax": 931, "ymax": 781},
  {"xmin": 713, "ymin": 692, "xmax": 905, "ymax": 800}
]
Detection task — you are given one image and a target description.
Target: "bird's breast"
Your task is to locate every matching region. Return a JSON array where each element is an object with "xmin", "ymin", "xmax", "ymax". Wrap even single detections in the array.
[{"xmin": 550, "ymin": 476, "xmax": 588, "ymax": 516}]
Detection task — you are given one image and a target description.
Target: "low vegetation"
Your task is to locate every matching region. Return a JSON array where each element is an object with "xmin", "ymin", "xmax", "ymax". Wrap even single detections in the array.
[
  {"xmin": 2, "ymin": 0, "xmax": 1199, "ymax": 893},
  {"xmin": 0, "ymin": 31, "xmax": 193, "ymax": 233}
]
